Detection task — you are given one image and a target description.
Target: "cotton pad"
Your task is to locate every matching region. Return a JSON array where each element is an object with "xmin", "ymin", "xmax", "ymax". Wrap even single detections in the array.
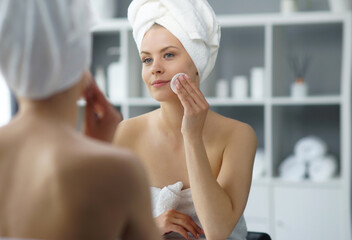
[{"xmin": 170, "ymin": 73, "xmax": 186, "ymax": 94}]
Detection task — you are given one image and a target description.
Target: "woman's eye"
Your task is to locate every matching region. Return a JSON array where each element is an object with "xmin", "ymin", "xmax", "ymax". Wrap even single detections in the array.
[
  {"xmin": 164, "ymin": 53, "xmax": 174, "ymax": 58},
  {"xmin": 143, "ymin": 58, "xmax": 152, "ymax": 64}
]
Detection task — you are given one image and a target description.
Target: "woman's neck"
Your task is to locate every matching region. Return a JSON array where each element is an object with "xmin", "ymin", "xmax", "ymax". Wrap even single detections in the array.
[
  {"xmin": 158, "ymin": 100, "xmax": 184, "ymax": 133},
  {"xmin": 16, "ymin": 91, "xmax": 80, "ymax": 129}
]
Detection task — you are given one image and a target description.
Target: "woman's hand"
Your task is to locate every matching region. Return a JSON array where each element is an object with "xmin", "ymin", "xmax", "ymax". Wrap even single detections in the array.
[
  {"xmin": 175, "ymin": 74, "xmax": 209, "ymax": 140},
  {"xmin": 155, "ymin": 209, "xmax": 204, "ymax": 240},
  {"xmin": 83, "ymin": 77, "xmax": 122, "ymax": 142}
]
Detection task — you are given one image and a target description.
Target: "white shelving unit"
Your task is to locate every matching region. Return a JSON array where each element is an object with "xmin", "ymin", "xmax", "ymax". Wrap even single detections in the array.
[{"xmin": 90, "ymin": 12, "xmax": 352, "ymax": 240}]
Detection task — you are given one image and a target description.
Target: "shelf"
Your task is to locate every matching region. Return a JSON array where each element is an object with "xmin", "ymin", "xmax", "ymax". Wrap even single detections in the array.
[
  {"xmin": 91, "ymin": 19, "xmax": 130, "ymax": 33},
  {"xmin": 272, "ymin": 178, "xmax": 342, "ymax": 188},
  {"xmin": 127, "ymin": 97, "xmax": 160, "ymax": 106},
  {"xmin": 90, "ymin": 12, "xmax": 351, "ymax": 32},
  {"xmin": 217, "ymin": 12, "xmax": 352, "ymax": 27},
  {"xmin": 271, "ymin": 95, "xmax": 341, "ymax": 105},
  {"xmin": 207, "ymin": 97, "xmax": 266, "ymax": 106}
]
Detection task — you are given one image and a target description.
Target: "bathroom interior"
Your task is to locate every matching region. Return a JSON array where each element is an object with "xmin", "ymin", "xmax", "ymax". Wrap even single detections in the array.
[{"xmin": 0, "ymin": 0, "xmax": 351, "ymax": 239}]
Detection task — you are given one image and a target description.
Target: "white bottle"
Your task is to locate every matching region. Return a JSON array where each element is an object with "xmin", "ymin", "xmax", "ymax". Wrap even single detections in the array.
[
  {"xmin": 328, "ymin": 0, "xmax": 351, "ymax": 13},
  {"xmin": 281, "ymin": 0, "xmax": 297, "ymax": 14},
  {"xmin": 94, "ymin": 66, "xmax": 106, "ymax": 95},
  {"xmin": 107, "ymin": 61, "xmax": 126, "ymax": 102},
  {"xmin": 216, "ymin": 79, "xmax": 229, "ymax": 98},
  {"xmin": 90, "ymin": 0, "xmax": 116, "ymax": 20},
  {"xmin": 250, "ymin": 67, "xmax": 264, "ymax": 99},
  {"xmin": 232, "ymin": 75, "xmax": 248, "ymax": 99}
]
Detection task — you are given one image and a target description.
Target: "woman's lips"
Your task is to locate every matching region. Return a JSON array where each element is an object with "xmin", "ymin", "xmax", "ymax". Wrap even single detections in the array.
[{"xmin": 152, "ymin": 80, "xmax": 170, "ymax": 88}]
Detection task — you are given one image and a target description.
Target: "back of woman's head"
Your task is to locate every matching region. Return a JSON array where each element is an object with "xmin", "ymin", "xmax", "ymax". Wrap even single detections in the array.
[{"xmin": 0, "ymin": 0, "xmax": 93, "ymax": 100}]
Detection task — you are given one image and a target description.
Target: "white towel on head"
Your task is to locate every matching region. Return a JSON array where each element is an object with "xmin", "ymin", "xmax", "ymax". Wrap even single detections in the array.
[
  {"xmin": 0, "ymin": 0, "xmax": 93, "ymax": 99},
  {"xmin": 294, "ymin": 136, "xmax": 327, "ymax": 163},
  {"xmin": 309, "ymin": 155, "xmax": 338, "ymax": 182},
  {"xmin": 128, "ymin": 0, "xmax": 221, "ymax": 83},
  {"xmin": 279, "ymin": 155, "xmax": 306, "ymax": 181}
]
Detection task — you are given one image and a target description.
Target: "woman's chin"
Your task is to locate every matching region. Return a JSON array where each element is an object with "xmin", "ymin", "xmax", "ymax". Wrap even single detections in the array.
[{"xmin": 150, "ymin": 90, "xmax": 178, "ymax": 102}]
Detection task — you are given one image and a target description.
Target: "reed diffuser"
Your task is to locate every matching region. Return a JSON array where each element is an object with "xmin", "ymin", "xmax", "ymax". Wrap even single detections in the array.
[{"xmin": 289, "ymin": 54, "xmax": 311, "ymax": 98}]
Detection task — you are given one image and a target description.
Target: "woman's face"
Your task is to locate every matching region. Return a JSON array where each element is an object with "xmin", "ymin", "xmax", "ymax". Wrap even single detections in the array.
[{"xmin": 140, "ymin": 25, "xmax": 198, "ymax": 101}]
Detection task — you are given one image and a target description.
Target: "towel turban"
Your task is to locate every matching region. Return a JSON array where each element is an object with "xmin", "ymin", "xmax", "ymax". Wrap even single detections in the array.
[
  {"xmin": 0, "ymin": 0, "xmax": 92, "ymax": 99},
  {"xmin": 128, "ymin": 0, "xmax": 221, "ymax": 83}
]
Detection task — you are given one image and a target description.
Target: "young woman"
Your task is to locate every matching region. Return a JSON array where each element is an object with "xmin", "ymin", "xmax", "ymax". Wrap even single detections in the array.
[
  {"xmin": 0, "ymin": 0, "xmax": 160, "ymax": 239},
  {"xmin": 113, "ymin": 0, "xmax": 258, "ymax": 239}
]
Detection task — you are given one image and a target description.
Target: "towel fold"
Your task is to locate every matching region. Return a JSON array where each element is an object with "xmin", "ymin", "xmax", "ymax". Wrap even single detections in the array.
[
  {"xmin": 127, "ymin": 0, "xmax": 220, "ymax": 82},
  {"xmin": 294, "ymin": 136, "xmax": 327, "ymax": 163},
  {"xmin": 151, "ymin": 181, "xmax": 183, "ymax": 217},
  {"xmin": 279, "ymin": 155, "xmax": 306, "ymax": 181},
  {"xmin": 309, "ymin": 155, "xmax": 338, "ymax": 182}
]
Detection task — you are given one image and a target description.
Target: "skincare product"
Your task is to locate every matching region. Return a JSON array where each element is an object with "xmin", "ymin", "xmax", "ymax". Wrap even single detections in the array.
[
  {"xmin": 281, "ymin": 0, "xmax": 297, "ymax": 14},
  {"xmin": 328, "ymin": 0, "xmax": 351, "ymax": 12},
  {"xmin": 216, "ymin": 79, "xmax": 228, "ymax": 98},
  {"xmin": 291, "ymin": 77, "xmax": 308, "ymax": 98},
  {"xmin": 107, "ymin": 61, "xmax": 126, "ymax": 102},
  {"xmin": 90, "ymin": 0, "xmax": 116, "ymax": 20},
  {"xmin": 232, "ymin": 75, "xmax": 248, "ymax": 99},
  {"xmin": 250, "ymin": 67, "xmax": 264, "ymax": 99}
]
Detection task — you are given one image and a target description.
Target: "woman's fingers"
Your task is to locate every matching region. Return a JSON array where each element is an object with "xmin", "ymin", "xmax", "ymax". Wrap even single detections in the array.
[
  {"xmin": 167, "ymin": 225, "xmax": 191, "ymax": 240},
  {"xmin": 155, "ymin": 210, "xmax": 203, "ymax": 239},
  {"xmin": 172, "ymin": 216, "xmax": 200, "ymax": 238},
  {"xmin": 175, "ymin": 75, "xmax": 209, "ymax": 113}
]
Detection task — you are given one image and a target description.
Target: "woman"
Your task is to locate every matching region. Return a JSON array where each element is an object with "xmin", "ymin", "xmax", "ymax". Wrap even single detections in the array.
[
  {"xmin": 113, "ymin": 0, "xmax": 257, "ymax": 239},
  {"xmin": 0, "ymin": 0, "xmax": 160, "ymax": 239}
]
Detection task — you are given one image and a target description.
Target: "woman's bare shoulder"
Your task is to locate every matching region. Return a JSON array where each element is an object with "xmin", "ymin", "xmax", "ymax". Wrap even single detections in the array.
[
  {"xmin": 206, "ymin": 110, "xmax": 256, "ymax": 139},
  {"xmin": 57, "ymin": 135, "xmax": 145, "ymax": 202},
  {"xmin": 113, "ymin": 109, "xmax": 158, "ymax": 147}
]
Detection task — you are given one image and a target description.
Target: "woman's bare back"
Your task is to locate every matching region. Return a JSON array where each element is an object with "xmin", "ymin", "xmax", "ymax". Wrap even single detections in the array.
[{"xmin": 0, "ymin": 115, "xmax": 160, "ymax": 240}]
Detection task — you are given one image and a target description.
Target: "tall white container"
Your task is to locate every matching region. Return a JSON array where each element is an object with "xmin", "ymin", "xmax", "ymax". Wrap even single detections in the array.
[
  {"xmin": 216, "ymin": 79, "xmax": 229, "ymax": 98},
  {"xmin": 328, "ymin": 0, "xmax": 351, "ymax": 12},
  {"xmin": 232, "ymin": 76, "xmax": 248, "ymax": 99},
  {"xmin": 281, "ymin": 0, "xmax": 298, "ymax": 14},
  {"xmin": 108, "ymin": 61, "xmax": 126, "ymax": 102},
  {"xmin": 250, "ymin": 67, "xmax": 265, "ymax": 99},
  {"xmin": 90, "ymin": 0, "xmax": 116, "ymax": 20}
]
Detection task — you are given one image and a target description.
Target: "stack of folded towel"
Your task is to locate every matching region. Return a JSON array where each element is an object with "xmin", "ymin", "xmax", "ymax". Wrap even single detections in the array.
[{"xmin": 279, "ymin": 135, "xmax": 338, "ymax": 181}]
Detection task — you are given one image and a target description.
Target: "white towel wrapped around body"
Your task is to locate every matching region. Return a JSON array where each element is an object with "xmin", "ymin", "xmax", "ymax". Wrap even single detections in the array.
[
  {"xmin": 150, "ymin": 181, "xmax": 184, "ymax": 217},
  {"xmin": 294, "ymin": 136, "xmax": 327, "ymax": 163},
  {"xmin": 309, "ymin": 155, "xmax": 338, "ymax": 182},
  {"xmin": 150, "ymin": 181, "xmax": 247, "ymax": 239},
  {"xmin": 127, "ymin": 0, "xmax": 221, "ymax": 83}
]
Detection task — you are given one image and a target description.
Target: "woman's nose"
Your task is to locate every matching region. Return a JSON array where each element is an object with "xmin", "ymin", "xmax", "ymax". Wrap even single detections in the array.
[{"xmin": 151, "ymin": 59, "xmax": 164, "ymax": 75}]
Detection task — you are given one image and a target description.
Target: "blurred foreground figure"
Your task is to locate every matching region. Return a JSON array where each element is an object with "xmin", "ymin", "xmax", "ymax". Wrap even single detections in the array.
[{"xmin": 0, "ymin": 0, "xmax": 161, "ymax": 239}]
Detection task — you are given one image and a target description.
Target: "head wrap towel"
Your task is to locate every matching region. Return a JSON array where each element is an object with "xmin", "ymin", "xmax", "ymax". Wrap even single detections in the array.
[
  {"xmin": 128, "ymin": 0, "xmax": 221, "ymax": 83},
  {"xmin": 0, "ymin": 0, "xmax": 92, "ymax": 99}
]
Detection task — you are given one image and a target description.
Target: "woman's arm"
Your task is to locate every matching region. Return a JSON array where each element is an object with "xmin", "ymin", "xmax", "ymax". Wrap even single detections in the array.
[{"xmin": 175, "ymin": 74, "xmax": 257, "ymax": 239}]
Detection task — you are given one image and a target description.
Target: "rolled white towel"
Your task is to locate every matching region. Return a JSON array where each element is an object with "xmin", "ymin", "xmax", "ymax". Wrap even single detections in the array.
[
  {"xmin": 252, "ymin": 149, "xmax": 265, "ymax": 180},
  {"xmin": 150, "ymin": 181, "xmax": 183, "ymax": 217},
  {"xmin": 279, "ymin": 155, "xmax": 306, "ymax": 181},
  {"xmin": 309, "ymin": 155, "xmax": 338, "ymax": 182},
  {"xmin": 294, "ymin": 136, "xmax": 328, "ymax": 163}
]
